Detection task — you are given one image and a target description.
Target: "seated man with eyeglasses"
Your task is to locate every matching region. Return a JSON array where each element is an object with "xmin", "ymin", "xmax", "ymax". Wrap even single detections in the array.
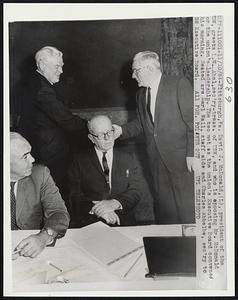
[{"xmin": 68, "ymin": 115, "xmax": 141, "ymax": 227}]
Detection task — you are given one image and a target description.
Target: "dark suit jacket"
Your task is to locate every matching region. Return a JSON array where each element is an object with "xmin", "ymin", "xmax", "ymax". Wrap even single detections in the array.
[
  {"xmin": 19, "ymin": 72, "xmax": 86, "ymax": 164},
  {"xmin": 15, "ymin": 164, "xmax": 70, "ymax": 236},
  {"xmin": 122, "ymin": 75, "xmax": 194, "ymax": 173},
  {"xmin": 68, "ymin": 147, "xmax": 141, "ymax": 227}
]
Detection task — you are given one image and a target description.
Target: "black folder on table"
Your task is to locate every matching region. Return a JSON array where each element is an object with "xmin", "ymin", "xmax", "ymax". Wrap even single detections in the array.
[{"xmin": 143, "ymin": 236, "xmax": 196, "ymax": 278}]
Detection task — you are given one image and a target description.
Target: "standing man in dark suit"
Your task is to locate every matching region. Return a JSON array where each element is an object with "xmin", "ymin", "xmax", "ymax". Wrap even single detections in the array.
[
  {"xmin": 18, "ymin": 46, "xmax": 86, "ymax": 202},
  {"xmin": 68, "ymin": 115, "xmax": 141, "ymax": 228},
  {"xmin": 10, "ymin": 132, "xmax": 70, "ymax": 259},
  {"xmin": 113, "ymin": 51, "xmax": 197, "ymax": 224}
]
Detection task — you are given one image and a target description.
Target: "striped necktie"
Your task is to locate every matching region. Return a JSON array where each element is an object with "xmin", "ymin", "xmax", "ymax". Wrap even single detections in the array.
[
  {"xmin": 10, "ymin": 181, "xmax": 18, "ymax": 230},
  {"xmin": 102, "ymin": 152, "xmax": 110, "ymax": 189}
]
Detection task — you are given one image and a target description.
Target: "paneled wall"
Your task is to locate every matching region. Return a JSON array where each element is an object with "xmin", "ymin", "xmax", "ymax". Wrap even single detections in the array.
[{"xmin": 160, "ymin": 17, "xmax": 193, "ymax": 83}]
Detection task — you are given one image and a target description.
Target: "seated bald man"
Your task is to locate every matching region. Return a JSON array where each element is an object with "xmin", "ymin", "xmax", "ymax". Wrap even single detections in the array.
[
  {"xmin": 10, "ymin": 132, "xmax": 70, "ymax": 259},
  {"xmin": 68, "ymin": 115, "xmax": 141, "ymax": 227}
]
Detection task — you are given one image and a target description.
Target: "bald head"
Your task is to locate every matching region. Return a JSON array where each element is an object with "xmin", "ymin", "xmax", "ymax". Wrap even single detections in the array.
[
  {"xmin": 87, "ymin": 115, "xmax": 115, "ymax": 152},
  {"xmin": 88, "ymin": 115, "xmax": 112, "ymax": 133},
  {"xmin": 10, "ymin": 132, "xmax": 35, "ymax": 181},
  {"xmin": 10, "ymin": 132, "xmax": 29, "ymax": 153}
]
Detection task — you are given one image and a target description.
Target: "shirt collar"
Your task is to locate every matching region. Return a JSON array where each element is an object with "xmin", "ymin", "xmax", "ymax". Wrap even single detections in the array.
[
  {"xmin": 149, "ymin": 72, "xmax": 162, "ymax": 91},
  {"xmin": 10, "ymin": 178, "xmax": 18, "ymax": 183},
  {"xmin": 94, "ymin": 146, "xmax": 113, "ymax": 156}
]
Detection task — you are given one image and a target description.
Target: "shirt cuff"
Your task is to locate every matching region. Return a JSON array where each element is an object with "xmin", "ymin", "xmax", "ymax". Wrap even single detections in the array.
[{"xmin": 114, "ymin": 199, "xmax": 123, "ymax": 210}]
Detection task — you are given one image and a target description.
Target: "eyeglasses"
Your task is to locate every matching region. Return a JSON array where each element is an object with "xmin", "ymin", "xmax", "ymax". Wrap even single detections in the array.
[
  {"xmin": 132, "ymin": 66, "xmax": 148, "ymax": 75},
  {"xmin": 90, "ymin": 128, "xmax": 115, "ymax": 140}
]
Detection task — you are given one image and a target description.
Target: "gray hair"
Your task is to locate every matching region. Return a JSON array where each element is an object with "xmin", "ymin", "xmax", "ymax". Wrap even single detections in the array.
[
  {"xmin": 133, "ymin": 51, "xmax": 160, "ymax": 68},
  {"xmin": 10, "ymin": 132, "xmax": 27, "ymax": 143},
  {"xmin": 10, "ymin": 132, "xmax": 30, "ymax": 153},
  {"xmin": 35, "ymin": 46, "xmax": 63, "ymax": 69}
]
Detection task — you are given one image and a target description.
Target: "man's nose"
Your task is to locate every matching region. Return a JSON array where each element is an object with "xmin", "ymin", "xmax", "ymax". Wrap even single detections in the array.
[
  {"xmin": 104, "ymin": 134, "xmax": 110, "ymax": 140},
  {"xmin": 29, "ymin": 154, "xmax": 35, "ymax": 164}
]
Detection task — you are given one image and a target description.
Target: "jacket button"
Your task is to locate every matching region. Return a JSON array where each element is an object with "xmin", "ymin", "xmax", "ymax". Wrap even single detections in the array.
[{"xmin": 154, "ymin": 133, "xmax": 157, "ymax": 137}]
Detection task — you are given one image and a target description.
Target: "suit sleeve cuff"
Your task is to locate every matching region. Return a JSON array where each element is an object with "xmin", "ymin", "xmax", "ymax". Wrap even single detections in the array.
[{"xmin": 113, "ymin": 199, "xmax": 123, "ymax": 210}]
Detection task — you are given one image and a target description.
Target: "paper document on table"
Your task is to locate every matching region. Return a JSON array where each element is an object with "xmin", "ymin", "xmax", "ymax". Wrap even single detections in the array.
[
  {"xmin": 67, "ymin": 222, "xmax": 143, "ymax": 266},
  {"xmin": 13, "ymin": 245, "xmax": 119, "ymax": 287}
]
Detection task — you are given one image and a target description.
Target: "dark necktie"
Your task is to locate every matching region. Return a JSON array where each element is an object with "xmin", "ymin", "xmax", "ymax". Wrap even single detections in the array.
[
  {"xmin": 146, "ymin": 87, "xmax": 153, "ymax": 124},
  {"xmin": 102, "ymin": 152, "xmax": 110, "ymax": 188},
  {"xmin": 10, "ymin": 181, "xmax": 18, "ymax": 230}
]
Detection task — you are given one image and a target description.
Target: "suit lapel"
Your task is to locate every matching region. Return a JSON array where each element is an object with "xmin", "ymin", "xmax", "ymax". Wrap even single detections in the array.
[
  {"xmin": 111, "ymin": 149, "xmax": 131, "ymax": 197},
  {"xmin": 154, "ymin": 74, "xmax": 165, "ymax": 130},
  {"xmin": 89, "ymin": 147, "xmax": 105, "ymax": 176},
  {"xmin": 138, "ymin": 88, "xmax": 152, "ymax": 130},
  {"xmin": 16, "ymin": 176, "xmax": 33, "ymax": 220},
  {"xmin": 111, "ymin": 148, "xmax": 119, "ymax": 195},
  {"xmin": 140, "ymin": 87, "xmax": 147, "ymax": 113},
  {"xmin": 111, "ymin": 148, "xmax": 117, "ymax": 187}
]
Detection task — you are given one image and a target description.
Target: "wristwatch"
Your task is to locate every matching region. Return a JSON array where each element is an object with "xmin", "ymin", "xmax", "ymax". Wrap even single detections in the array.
[{"xmin": 41, "ymin": 227, "xmax": 55, "ymax": 245}]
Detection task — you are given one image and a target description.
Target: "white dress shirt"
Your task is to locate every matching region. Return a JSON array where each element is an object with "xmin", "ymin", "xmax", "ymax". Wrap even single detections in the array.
[
  {"xmin": 93, "ymin": 147, "xmax": 122, "ymax": 211},
  {"xmin": 11, "ymin": 180, "xmax": 18, "ymax": 198},
  {"xmin": 147, "ymin": 73, "xmax": 162, "ymax": 122},
  {"xmin": 95, "ymin": 147, "xmax": 113, "ymax": 189}
]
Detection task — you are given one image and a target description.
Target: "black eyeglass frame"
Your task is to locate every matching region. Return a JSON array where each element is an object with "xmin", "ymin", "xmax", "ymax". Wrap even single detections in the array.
[{"xmin": 89, "ymin": 128, "xmax": 115, "ymax": 140}]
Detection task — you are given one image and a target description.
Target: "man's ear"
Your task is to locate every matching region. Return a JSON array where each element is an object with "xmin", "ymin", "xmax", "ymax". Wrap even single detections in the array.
[
  {"xmin": 38, "ymin": 60, "xmax": 45, "ymax": 73},
  {"xmin": 147, "ymin": 64, "xmax": 154, "ymax": 72}
]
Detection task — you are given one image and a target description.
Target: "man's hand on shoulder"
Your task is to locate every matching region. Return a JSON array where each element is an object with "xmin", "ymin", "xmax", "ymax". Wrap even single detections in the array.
[
  {"xmin": 112, "ymin": 124, "xmax": 122, "ymax": 139},
  {"xmin": 12, "ymin": 231, "xmax": 53, "ymax": 259}
]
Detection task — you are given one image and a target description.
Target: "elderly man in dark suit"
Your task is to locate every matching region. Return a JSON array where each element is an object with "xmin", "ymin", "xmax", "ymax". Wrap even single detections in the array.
[
  {"xmin": 18, "ymin": 46, "xmax": 86, "ymax": 202},
  {"xmin": 10, "ymin": 132, "xmax": 70, "ymax": 259},
  {"xmin": 68, "ymin": 115, "xmax": 141, "ymax": 228},
  {"xmin": 113, "ymin": 51, "xmax": 197, "ymax": 224}
]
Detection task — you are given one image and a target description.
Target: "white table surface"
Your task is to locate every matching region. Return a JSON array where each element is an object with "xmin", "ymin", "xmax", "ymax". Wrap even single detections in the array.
[{"xmin": 11, "ymin": 223, "xmax": 197, "ymax": 294}]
